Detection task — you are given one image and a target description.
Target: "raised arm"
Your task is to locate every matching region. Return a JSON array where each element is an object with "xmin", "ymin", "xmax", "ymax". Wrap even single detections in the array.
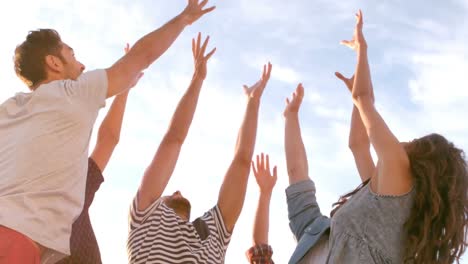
[
  {"xmin": 341, "ymin": 10, "xmax": 411, "ymax": 195},
  {"xmin": 335, "ymin": 72, "xmax": 375, "ymax": 182},
  {"xmin": 91, "ymin": 45, "xmax": 143, "ymax": 172},
  {"xmin": 246, "ymin": 153, "xmax": 277, "ymax": 263},
  {"xmin": 284, "ymin": 83, "xmax": 309, "ymax": 185},
  {"xmin": 105, "ymin": 0, "xmax": 215, "ymax": 98},
  {"xmin": 137, "ymin": 34, "xmax": 215, "ymax": 211},
  {"xmin": 217, "ymin": 63, "xmax": 272, "ymax": 232},
  {"xmin": 251, "ymin": 153, "xmax": 277, "ymax": 246}
]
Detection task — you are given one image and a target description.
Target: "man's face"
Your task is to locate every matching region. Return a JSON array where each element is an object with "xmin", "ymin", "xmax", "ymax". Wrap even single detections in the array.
[
  {"xmin": 163, "ymin": 191, "xmax": 191, "ymax": 220},
  {"xmin": 59, "ymin": 42, "xmax": 85, "ymax": 80}
]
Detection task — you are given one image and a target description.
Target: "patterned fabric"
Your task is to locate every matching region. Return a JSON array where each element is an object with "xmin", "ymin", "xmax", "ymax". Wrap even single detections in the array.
[
  {"xmin": 245, "ymin": 244, "xmax": 275, "ymax": 264},
  {"xmin": 328, "ymin": 184, "xmax": 415, "ymax": 263},
  {"xmin": 127, "ymin": 197, "xmax": 232, "ymax": 264},
  {"xmin": 57, "ymin": 158, "xmax": 104, "ymax": 264}
]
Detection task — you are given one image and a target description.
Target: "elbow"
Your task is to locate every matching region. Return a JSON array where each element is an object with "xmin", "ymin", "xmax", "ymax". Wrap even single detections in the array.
[
  {"xmin": 352, "ymin": 93, "xmax": 373, "ymax": 107},
  {"xmin": 233, "ymin": 149, "xmax": 253, "ymax": 167}
]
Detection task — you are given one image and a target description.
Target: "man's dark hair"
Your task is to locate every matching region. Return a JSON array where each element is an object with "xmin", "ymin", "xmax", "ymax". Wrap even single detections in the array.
[{"xmin": 14, "ymin": 29, "xmax": 64, "ymax": 90}]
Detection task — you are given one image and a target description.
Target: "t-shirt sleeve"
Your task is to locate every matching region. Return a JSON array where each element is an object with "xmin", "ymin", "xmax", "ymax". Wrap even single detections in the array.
[
  {"xmin": 128, "ymin": 194, "xmax": 163, "ymax": 231},
  {"xmin": 62, "ymin": 69, "xmax": 107, "ymax": 113},
  {"xmin": 208, "ymin": 205, "xmax": 232, "ymax": 250}
]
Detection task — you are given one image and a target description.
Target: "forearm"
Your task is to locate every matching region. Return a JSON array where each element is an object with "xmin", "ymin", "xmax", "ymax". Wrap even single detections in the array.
[
  {"xmin": 234, "ymin": 98, "xmax": 260, "ymax": 162},
  {"xmin": 352, "ymin": 47, "xmax": 373, "ymax": 101},
  {"xmin": 253, "ymin": 192, "xmax": 272, "ymax": 245},
  {"xmin": 285, "ymin": 113, "xmax": 309, "ymax": 185},
  {"xmin": 165, "ymin": 76, "xmax": 204, "ymax": 143},
  {"xmin": 130, "ymin": 14, "xmax": 187, "ymax": 71},
  {"xmin": 349, "ymin": 106, "xmax": 370, "ymax": 147},
  {"xmin": 106, "ymin": 14, "xmax": 188, "ymax": 97},
  {"xmin": 217, "ymin": 98, "xmax": 260, "ymax": 231},
  {"xmin": 98, "ymin": 91, "xmax": 129, "ymax": 143},
  {"xmin": 91, "ymin": 91, "xmax": 130, "ymax": 171}
]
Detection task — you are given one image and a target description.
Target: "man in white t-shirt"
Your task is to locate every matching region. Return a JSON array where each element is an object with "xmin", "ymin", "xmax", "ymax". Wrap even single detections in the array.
[
  {"xmin": 127, "ymin": 33, "xmax": 273, "ymax": 264},
  {"xmin": 0, "ymin": 1, "xmax": 215, "ymax": 263}
]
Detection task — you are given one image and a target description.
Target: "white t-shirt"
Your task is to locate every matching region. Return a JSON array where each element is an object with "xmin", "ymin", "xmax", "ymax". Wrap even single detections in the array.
[{"xmin": 0, "ymin": 70, "xmax": 107, "ymax": 262}]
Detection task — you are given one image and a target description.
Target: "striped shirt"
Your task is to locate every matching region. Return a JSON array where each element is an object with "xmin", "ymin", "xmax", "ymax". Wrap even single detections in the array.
[{"xmin": 127, "ymin": 196, "xmax": 232, "ymax": 264}]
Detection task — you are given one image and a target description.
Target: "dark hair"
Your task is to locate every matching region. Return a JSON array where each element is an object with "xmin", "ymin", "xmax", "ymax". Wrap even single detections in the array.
[
  {"xmin": 14, "ymin": 29, "xmax": 63, "ymax": 90},
  {"xmin": 403, "ymin": 133, "xmax": 468, "ymax": 263}
]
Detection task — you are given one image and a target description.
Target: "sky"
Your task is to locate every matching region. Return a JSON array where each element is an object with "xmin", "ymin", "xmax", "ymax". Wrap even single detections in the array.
[{"xmin": 0, "ymin": 0, "xmax": 467, "ymax": 263}]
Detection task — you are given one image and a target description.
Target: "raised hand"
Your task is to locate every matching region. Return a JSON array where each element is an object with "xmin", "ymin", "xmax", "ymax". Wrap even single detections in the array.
[
  {"xmin": 192, "ymin": 33, "xmax": 216, "ymax": 80},
  {"xmin": 252, "ymin": 153, "xmax": 277, "ymax": 195},
  {"xmin": 283, "ymin": 83, "xmax": 304, "ymax": 117},
  {"xmin": 243, "ymin": 63, "xmax": 272, "ymax": 100},
  {"xmin": 340, "ymin": 9, "xmax": 367, "ymax": 51},
  {"xmin": 335, "ymin": 71, "xmax": 375, "ymax": 102},
  {"xmin": 180, "ymin": 0, "xmax": 216, "ymax": 25},
  {"xmin": 124, "ymin": 44, "xmax": 144, "ymax": 89},
  {"xmin": 335, "ymin": 72, "xmax": 354, "ymax": 92}
]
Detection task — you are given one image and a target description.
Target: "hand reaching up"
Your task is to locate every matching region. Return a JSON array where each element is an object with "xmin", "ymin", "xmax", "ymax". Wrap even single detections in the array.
[
  {"xmin": 335, "ymin": 72, "xmax": 354, "ymax": 92},
  {"xmin": 181, "ymin": 0, "xmax": 216, "ymax": 25},
  {"xmin": 252, "ymin": 153, "xmax": 277, "ymax": 195},
  {"xmin": 340, "ymin": 9, "xmax": 367, "ymax": 51},
  {"xmin": 243, "ymin": 63, "xmax": 272, "ymax": 101},
  {"xmin": 283, "ymin": 83, "xmax": 304, "ymax": 117},
  {"xmin": 192, "ymin": 33, "xmax": 216, "ymax": 80}
]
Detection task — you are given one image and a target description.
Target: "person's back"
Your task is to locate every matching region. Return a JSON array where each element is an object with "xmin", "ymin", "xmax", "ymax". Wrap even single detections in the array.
[
  {"xmin": 0, "ymin": 70, "xmax": 107, "ymax": 262},
  {"xmin": 328, "ymin": 183, "xmax": 414, "ymax": 263}
]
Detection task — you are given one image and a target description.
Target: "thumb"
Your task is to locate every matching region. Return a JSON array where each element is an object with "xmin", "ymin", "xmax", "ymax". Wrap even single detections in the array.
[{"xmin": 335, "ymin": 72, "xmax": 346, "ymax": 81}]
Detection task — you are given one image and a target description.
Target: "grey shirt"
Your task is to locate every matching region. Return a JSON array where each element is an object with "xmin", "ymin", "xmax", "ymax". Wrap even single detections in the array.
[{"xmin": 327, "ymin": 184, "xmax": 415, "ymax": 264}]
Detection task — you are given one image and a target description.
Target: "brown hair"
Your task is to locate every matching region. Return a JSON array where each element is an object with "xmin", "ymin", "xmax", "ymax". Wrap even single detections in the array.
[
  {"xmin": 14, "ymin": 29, "xmax": 63, "ymax": 90},
  {"xmin": 403, "ymin": 133, "xmax": 467, "ymax": 263},
  {"xmin": 331, "ymin": 133, "xmax": 468, "ymax": 263},
  {"xmin": 330, "ymin": 178, "xmax": 370, "ymax": 218}
]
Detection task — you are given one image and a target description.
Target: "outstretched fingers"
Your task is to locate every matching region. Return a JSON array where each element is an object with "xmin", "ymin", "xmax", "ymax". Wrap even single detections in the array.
[
  {"xmin": 198, "ymin": 0, "xmax": 216, "ymax": 15},
  {"xmin": 262, "ymin": 62, "xmax": 273, "ymax": 82},
  {"xmin": 204, "ymin": 47, "xmax": 216, "ymax": 60}
]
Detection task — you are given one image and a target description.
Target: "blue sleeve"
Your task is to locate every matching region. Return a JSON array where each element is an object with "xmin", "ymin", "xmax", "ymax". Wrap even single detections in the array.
[{"xmin": 286, "ymin": 179, "xmax": 324, "ymax": 241}]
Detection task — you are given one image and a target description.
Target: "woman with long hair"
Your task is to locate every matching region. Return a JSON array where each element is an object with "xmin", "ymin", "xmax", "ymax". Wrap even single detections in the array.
[
  {"xmin": 285, "ymin": 10, "xmax": 467, "ymax": 264},
  {"xmin": 329, "ymin": 10, "xmax": 468, "ymax": 263}
]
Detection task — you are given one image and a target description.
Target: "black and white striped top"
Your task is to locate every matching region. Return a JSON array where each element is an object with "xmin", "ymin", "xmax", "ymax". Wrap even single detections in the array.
[{"xmin": 127, "ymin": 197, "xmax": 232, "ymax": 264}]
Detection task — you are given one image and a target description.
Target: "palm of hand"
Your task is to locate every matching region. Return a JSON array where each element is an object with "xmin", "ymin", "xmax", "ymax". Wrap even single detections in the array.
[
  {"xmin": 192, "ymin": 33, "xmax": 216, "ymax": 79},
  {"xmin": 244, "ymin": 80, "xmax": 264, "ymax": 99},
  {"xmin": 341, "ymin": 10, "xmax": 366, "ymax": 51},
  {"xmin": 255, "ymin": 171, "xmax": 277, "ymax": 192},
  {"xmin": 284, "ymin": 83, "xmax": 304, "ymax": 116},
  {"xmin": 252, "ymin": 153, "xmax": 277, "ymax": 193},
  {"xmin": 182, "ymin": 0, "xmax": 215, "ymax": 25},
  {"xmin": 243, "ymin": 63, "xmax": 272, "ymax": 100}
]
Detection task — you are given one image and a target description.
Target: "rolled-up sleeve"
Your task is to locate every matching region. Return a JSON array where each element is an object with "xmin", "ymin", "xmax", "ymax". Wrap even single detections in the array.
[{"xmin": 286, "ymin": 179, "xmax": 324, "ymax": 241}]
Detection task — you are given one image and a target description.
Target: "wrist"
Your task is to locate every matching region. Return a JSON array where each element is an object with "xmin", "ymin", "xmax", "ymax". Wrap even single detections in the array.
[
  {"xmin": 259, "ymin": 191, "xmax": 272, "ymax": 200},
  {"xmin": 192, "ymin": 72, "xmax": 205, "ymax": 82},
  {"xmin": 247, "ymin": 96, "xmax": 261, "ymax": 105},
  {"xmin": 357, "ymin": 44, "xmax": 368, "ymax": 54},
  {"xmin": 284, "ymin": 111, "xmax": 299, "ymax": 119},
  {"xmin": 175, "ymin": 13, "xmax": 190, "ymax": 27}
]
